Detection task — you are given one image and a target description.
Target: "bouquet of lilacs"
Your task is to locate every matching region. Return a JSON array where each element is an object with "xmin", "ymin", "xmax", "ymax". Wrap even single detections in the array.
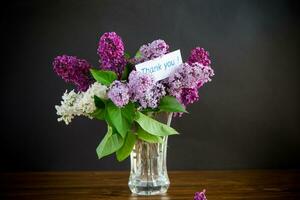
[{"xmin": 54, "ymin": 32, "xmax": 214, "ymax": 161}]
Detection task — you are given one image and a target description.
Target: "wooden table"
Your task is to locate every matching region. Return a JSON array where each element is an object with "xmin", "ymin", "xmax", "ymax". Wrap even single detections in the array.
[{"xmin": 1, "ymin": 170, "xmax": 300, "ymax": 200}]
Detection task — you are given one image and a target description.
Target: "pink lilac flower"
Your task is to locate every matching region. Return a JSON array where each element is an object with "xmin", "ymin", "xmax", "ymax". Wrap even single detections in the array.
[
  {"xmin": 97, "ymin": 32, "xmax": 126, "ymax": 77},
  {"xmin": 194, "ymin": 62, "xmax": 215, "ymax": 87},
  {"xmin": 168, "ymin": 63, "xmax": 202, "ymax": 92},
  {"xmin": 194, "ymin": 189, "xmax": 207, "ymax": 200},
  {"xmin": 128, "ymin": 70, "xmax": 165, "ymax": 108},
  {"xmin": 53, "ymin": 55, "xmax": 92, "ymax": 92},
  {"xmin": 168, "ymin": 62, "xmax": 214, "ymax": 107},
  {"xmin": 188, "ymin": 47, "xmax": 211, "ymax": 66},
  {"xmin": 107, "ymin": 80, "xmax": 130, "ymax": 107},
  {"xmin": 135, "ymin": 39, "xmax": 169, "ymax": 63},
  {"xmin": 180, "ymin": 88, "xmax": 199, "ymax": 106}
]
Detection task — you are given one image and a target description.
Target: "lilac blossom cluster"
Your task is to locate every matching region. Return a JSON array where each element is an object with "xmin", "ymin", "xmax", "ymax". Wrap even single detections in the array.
[
  {"xmin": 107, "ymin": 70, "xmax": 166, "ymax": 108},
  {"xmin": 127, "ymin": 71, "xmax": 166, "ymax": 108},
  {"xmin": 135, "ymin": 39, "xmax": 169, "ymax": 63},
  {"xmin": 168, "ymin": 61, "xmax": 214, "ymax": 106},
  {"xmin": 179, "ymin": 88, "xmax": 199, "ymax": 106},
  {"xmin": 128, "ymin": 70, "xmax": 155, "ymax": 101},
  {"xmin": 54, "ymin": 34, "xmax": 214, "ymax": 113},
  {"xmin": 53, "ymin": 55, "xmax": 92, "ymax": 92},
  {"xmin": 194, "ymin": 190, "xmax": 207, "ymax": 200},
  {"xmin": 107, "ymin": 80, "xmax": 130, "ymax": 107},
  {"xmin": 139, "ymin": 82, "xmax": 166, "ymax": 109},
  {"xmin": 97, "ymin": 32, "xmax": 126, "ymax": 77},
  {"xmin": 188, "ymin": 47, "xmax": 211, "ymax": 66},
  {"xmin": 107, "ymin": 45, "xmax": 214, "ymax": 110}
]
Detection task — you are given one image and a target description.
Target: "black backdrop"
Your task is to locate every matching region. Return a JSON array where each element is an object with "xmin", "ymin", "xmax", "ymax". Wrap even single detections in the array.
[{"xmin": 1, "ymin": 0, "xmax": 300, "ymax": 171}]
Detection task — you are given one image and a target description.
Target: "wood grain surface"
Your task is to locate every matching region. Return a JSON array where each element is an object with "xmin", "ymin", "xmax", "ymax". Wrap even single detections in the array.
[{"xmin": 1, "ymin": 170, "xmax": 300, "ymax": 200}]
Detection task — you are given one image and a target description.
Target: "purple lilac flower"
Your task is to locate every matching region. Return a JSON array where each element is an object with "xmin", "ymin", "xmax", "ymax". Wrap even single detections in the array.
[
  {"xmin": 168, "ymin": 63, "xmax": 202, "ymax": 100},
  {"xmin": 139, "ymin": 82, "xmax": 166, "ymax": 108},
  {"xmin": 168, "ymin": 62, "xmax": 214, "ymax": 107},
  {"xmin": 194, "ymin": 189, "xmax": 207, "ymax": 200},
  {"xmin": 97, "ymin": 32, "xmax": 126, "ymax": 77},
  {"xmin": 128, "ymin": 70, "xmax": 154, "ymax": 101},
  {"xmin": 135, "ymin": 39, "xmax": 169, "ymax": 63},
  {"xmin": 180, "ymin": 88, "xmax": 199, "ymax": 106},
  {"xmin": 53, "ymin": 55, "xmax": 92, "ymax": 92},
  {"xmin": 193, "ymin": 62, "xmax": 215, "ymax": 88},
  {"xmin": 188, "ymin": 47, "xmax": 211, "ymax": 66},
  {"xmin": 168, "ymin": 63, "xmax": 202, "ymax": 92},
  {"xmin": 128, "ymin": 70, "xmax": 165, "ymax": 108},
  {"xmin": 107, "ymin": 80, "xmax": 130, "ymax": 107}
]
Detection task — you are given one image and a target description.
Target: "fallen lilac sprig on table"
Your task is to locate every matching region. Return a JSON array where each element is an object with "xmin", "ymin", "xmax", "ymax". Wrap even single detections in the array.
[{"xmin": 194, "ymin": 189, "xmax": 207, "ymax": 200}]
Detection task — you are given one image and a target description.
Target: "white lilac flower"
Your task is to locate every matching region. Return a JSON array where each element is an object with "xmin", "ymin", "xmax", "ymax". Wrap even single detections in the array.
[
  {"xmin": 55, "ymin": 82, "xmax": 107, "ymax": 125},
  {"xmin": 55, "ymin": 90, "xmax": 83, "ymax": 125},
  {"xmin": 77, "ymin": 82, "xmax": 108, "ymax": 114}
]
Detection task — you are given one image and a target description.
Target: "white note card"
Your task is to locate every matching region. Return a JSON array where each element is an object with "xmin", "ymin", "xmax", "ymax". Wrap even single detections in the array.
[{"xmin": 135, "ymin": 49, "xmax": 183, "ymax": 81}]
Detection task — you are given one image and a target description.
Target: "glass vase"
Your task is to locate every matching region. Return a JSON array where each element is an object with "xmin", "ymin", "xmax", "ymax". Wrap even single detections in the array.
[{"xmin": 128, "ymin": 112, "xmax": 173, "ymax": 195}]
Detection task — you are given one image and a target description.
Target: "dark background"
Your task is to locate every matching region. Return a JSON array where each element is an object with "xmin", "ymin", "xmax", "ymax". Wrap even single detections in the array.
[{"xmin": 1, "ymin": 0, "xmax": 300, "ymax": 171}]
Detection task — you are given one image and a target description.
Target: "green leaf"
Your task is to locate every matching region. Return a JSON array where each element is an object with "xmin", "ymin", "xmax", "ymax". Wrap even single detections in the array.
[
  {"xmin": 140, "ymin": 107, "xmax": 159, "ymax": 114},
  {"xmin": 137, "ymin": 126, "xmax": 163, "ymax": 143},
  {"xmin": 91, "ymin": 108, "xmax": 106, "ymax": 120},
  {"xmin": 116, "ymin": 131, "xmax": 136, "ymax": 161},
  {"xmin": 96, "ymin": 125, "xmax": 124, "ymax": 159},
  {"xmin": 121, "ymin": 102, "xmax": 135, "ymax": 123},
  {"xmin": 159, "ymin": 96, "xmax": 187, "ymax": 113},
  {"xmin": 94, "ymin": 96, "xmax": 105, "ymax": 109},
  {"xmin": 135, "ymin": 112, "xmax": 178, "ymax": 136},
  {"xmin": 91, "ymin": 96, "xmax": 106, "ymax": 120},
  {"xmin": 121, "ymin": 63, "xmax": 133, "ymax": 80},
  {"xmin": 124, "ymin": 52, "xmax": 131, "ymax": 59},
  {"xmin": 135, "ymin": 50, "xmax": 142, "ymax": 59},
  {"xmin": 90, "ymin": 68, "xmax": 117, "ymax": 86},
  {"xmin": 106, "ymin": 101, "xmax": 135, "ymax": 138}
]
